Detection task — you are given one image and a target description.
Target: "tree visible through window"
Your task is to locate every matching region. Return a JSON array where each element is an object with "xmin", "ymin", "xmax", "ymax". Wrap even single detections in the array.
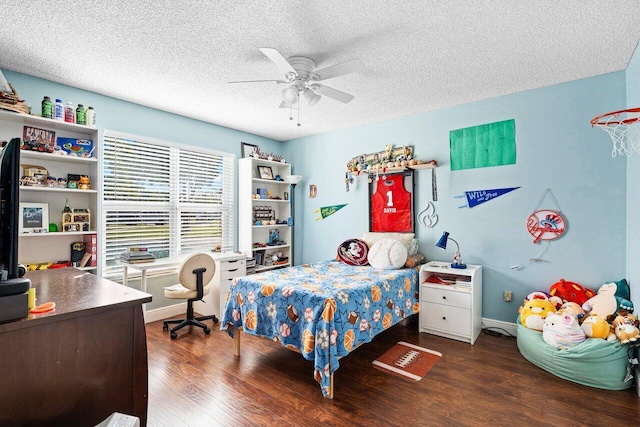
[{"xmin": 102, "ymin": 131, "xmax": 234, "ymax": 279}]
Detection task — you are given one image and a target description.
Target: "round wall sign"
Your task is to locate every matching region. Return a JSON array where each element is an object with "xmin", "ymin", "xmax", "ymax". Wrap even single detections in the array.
[{"xmin": 526, "ymin": 209, "xmax": 566, "ymax": 243}]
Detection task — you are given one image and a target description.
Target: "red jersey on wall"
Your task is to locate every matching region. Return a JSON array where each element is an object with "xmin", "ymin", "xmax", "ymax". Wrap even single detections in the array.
[{"xmin": 371, "ymin": 173, "xmax": 412, "ymax": 232}]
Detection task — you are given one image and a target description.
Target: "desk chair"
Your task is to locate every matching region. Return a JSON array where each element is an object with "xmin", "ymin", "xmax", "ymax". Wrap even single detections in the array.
[{"xmin": 162, "ymin": 253, "xmax": 218, "ymax": 339}]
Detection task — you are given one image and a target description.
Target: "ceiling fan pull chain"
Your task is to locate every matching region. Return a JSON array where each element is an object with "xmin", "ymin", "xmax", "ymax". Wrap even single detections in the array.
[{"xmin": 297, "ymin": 91, "xmax": 301, "ymax": 127}]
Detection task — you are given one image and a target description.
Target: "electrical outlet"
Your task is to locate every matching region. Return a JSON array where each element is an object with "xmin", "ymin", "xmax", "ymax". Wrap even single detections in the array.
[{"xmin": 503, "ymin": 290, "xmax": 512, "ymax": 302}]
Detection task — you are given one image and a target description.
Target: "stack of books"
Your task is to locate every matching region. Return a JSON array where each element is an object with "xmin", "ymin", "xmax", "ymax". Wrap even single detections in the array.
[{"xmin": 119, "ymin": 247, "xmax": 155, "ymax": 263}]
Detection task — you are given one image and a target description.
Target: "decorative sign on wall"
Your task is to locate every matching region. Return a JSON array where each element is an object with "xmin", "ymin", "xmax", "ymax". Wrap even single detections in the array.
[
  {"xmin": 315, "ymin": 204, "xmax": 347, "ymax": 221},
  {"xmin": 526, "ymin": 188, "xmax": 567, "ymax": 243},
  {"xmin": 449, "ymin": 119, "xmax": 516, "ymax": 170},
  {"xmin": 526, "ymin": 209, "xmax": 566, "ymax": 243},
  {"xmin": 417, "ymin": 201, "xmax": 438, "ymax": 228},
  {"xmin": 455, "ymin": 187, "xmax": 520, "ymax": 208}
]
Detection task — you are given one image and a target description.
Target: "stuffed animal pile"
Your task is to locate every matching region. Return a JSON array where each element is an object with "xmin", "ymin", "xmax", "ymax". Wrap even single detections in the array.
[{"xmin": 519, "ymin": 278, "xmax": 639, "ymax": 349}]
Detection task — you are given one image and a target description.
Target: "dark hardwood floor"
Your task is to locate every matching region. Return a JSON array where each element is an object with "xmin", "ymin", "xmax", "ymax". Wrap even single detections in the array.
[{"xmin": 146, "ymin": 316, "xmax": 639, "ymax": 426}]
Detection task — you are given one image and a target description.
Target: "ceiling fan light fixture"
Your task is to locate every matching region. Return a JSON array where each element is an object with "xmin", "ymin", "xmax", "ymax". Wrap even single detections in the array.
[
  {"xmin": 282, "ymin": 86, "xmax": 298, "ymax": 104},
  {"xmin": 304, "ymin": 89, "xmax": 321, "ymax": 106}
]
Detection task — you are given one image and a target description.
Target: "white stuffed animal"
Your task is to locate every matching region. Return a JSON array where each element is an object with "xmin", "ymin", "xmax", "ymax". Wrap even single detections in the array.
[{"xmin": 542, "ymin": 312, "xmax": 586, "ymax": 349}]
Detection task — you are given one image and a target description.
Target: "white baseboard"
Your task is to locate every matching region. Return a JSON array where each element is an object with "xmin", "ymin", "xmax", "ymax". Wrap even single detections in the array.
[
  {"xmin": 143, "ymin": 302, "xmax": 186, "ymax": 324},
  {"xmin": 482, "ymin": 317, "xmax": 517, "ymax": 337}
]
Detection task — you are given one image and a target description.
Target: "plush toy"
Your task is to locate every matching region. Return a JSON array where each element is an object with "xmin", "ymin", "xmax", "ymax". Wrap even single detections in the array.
[
  {"xmin": 542, "ymin": 312, "xmax": 586, "ymax": 349},
  {"xmin": 523, "ymin": 291, "xmax": 562, "ymax": 310},
  {"xmin": 557, "ymin": 301, "xmax": 585, "ymax": 321},
  {"xmin": 611, "ymin": 310, "xmax": 640, "ymax": 344},
  {"xmin": 582, "ymin": 279, "xmax": 634, "ymax": 319},
  {"xmin": 520, "ymin": 298, "xmax": 557, "ymax": 331},
  {"xmin": 580, "ymin": 314, "xmax": 616, "ymax": 341},
  {"xmin": 549, "ymin": 278, "xmax": 595, "ymax": 306}
]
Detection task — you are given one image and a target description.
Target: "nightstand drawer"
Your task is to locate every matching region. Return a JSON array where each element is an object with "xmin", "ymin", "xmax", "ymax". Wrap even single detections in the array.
[
  {"xmin": 421, "ymin": 302, "xmax": 471, "ymax": 336},
  {"xmin": 421, "ymin": 286, "xmax": 470, "ymax": 309}
]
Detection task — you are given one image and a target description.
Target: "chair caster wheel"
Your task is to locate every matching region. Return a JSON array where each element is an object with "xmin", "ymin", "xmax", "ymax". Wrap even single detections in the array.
[
  {"xmin": 163, "ymin": 324, "xmax": 168, "ymax": 331},
  {"xmin": 204, "ymin": 327, "xmax": 211, "ymax": 335},
  {"xmin": 170, "ymin": 332, "xmax": 177, "ymax": 339}
]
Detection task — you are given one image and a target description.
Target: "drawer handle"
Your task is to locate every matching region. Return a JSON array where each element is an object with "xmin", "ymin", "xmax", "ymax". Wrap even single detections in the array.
[
  {"xmin": 442, "ymin": 316, "xmax": 446, "ymax": 320},
  {"xmin": 442, "ymin": 296, "xmax": 447, "ymax": 300},
  {"xmin": 228, "ymin": 268, "xmax": 238, "ymax": 272}
]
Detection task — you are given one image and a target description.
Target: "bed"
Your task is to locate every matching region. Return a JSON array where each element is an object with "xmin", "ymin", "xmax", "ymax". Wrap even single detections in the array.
[{"xmin": 220, "ymin": 260, "xmax": 420, "ymax": 398}]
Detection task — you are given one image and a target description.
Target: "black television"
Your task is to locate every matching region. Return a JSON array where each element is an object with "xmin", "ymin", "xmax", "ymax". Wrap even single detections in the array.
[{"xmin": 0, "ymin": 137, "xmax": 30, "ymax": 295}]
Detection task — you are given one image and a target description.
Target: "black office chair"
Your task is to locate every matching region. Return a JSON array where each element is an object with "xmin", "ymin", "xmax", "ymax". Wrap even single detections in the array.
[{"xmin": 162, "ymin": 253, "xmax": 218, "ymax": 339}]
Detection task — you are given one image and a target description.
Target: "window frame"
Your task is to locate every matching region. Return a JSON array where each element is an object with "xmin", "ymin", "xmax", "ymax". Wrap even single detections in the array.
[{"xmin": 101, "ymin": 130, "xmax": 235, "ymax": 280}]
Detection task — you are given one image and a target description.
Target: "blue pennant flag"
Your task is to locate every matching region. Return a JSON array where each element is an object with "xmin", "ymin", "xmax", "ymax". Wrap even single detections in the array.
[{"xmin": 457, "ymin": 187, "xmax": 520, "ymax": 208}]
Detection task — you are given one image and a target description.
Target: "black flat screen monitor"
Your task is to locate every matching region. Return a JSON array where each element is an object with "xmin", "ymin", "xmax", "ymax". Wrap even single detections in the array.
[{"xmin": 0, "ymin": 137, "xmax": 30, "ymax": 295}]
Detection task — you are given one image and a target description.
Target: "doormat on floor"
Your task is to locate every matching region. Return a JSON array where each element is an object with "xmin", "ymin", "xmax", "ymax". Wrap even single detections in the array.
[{"xmin": 372, "ymin": 341, "xmax": 442, "ymax": 381}]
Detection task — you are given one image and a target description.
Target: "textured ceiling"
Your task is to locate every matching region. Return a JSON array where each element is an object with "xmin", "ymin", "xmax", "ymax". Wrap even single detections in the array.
[{"xmin": 1, "ymin": 1, "xmax": 640, "ymax": 141}]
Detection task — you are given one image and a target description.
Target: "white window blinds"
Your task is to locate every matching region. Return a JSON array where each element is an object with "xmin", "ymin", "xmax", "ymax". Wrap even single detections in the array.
[{"xmin": 102, "ymin": 131, "xmax": 235, "ymax": 279}]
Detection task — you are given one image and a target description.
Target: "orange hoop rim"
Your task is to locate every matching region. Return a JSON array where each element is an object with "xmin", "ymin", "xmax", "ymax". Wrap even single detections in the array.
[{"xmin": 591, "ymin": 107, "xmax": 640, "ymax": 127}]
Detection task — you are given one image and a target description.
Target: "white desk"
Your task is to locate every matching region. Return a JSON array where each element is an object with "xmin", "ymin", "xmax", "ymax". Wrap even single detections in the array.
[
  {"xmin": 120, "ymin": 256, "xmax": 185, "ymax": 293},
  {"xmin": 120, "ymin": 252, "xmax": 247, "ymax": 317}
]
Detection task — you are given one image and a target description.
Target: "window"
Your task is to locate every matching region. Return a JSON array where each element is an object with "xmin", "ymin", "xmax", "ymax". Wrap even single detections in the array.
[{"xmin": 102, "ymin": 131, "xmax": 234, "ymax": 279}]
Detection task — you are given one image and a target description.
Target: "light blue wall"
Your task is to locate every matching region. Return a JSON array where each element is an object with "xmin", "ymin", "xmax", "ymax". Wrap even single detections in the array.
[
  {"xmin": 626, "ymin": 42, "xmax": 640, "ymax": 309},
  {"xmin": 285, "ymin": 72, "xmax": 629, "ymax": 323}
]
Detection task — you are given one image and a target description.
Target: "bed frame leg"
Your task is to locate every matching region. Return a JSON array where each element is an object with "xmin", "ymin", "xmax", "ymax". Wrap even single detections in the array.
[
  {"xmin": 233, "ymin": 328, "xmax": 241, "ymax": 357},
  {"xmin": 328, "ymin": 373, "xmax": 334, "ymax": 399}
]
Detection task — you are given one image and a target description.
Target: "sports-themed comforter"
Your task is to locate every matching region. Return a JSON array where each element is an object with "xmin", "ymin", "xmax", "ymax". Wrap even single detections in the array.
[{"xmin": 220, "ymin": 260, "xmax": 420, "ymax": 397}]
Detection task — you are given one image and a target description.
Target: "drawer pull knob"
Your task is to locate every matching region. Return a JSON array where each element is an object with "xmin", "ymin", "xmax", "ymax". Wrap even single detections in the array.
[
  {"xmin": 442, "ymin": 296, "xmax": 446, "ymax": 300},
  {"xmin": 442, "ymin": 316, "xmax": 446, "ymax": 320}
]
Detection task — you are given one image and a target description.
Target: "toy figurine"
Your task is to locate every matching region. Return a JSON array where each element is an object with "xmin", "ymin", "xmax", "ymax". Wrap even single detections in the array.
[
  {"xmin": 57, "ymin": 177, "xmax": 67, "ymax": 188},
  {"xmin": 47, "ymin": 176, "xmax": 56, "ymax": 187},
  {"xmin": 78, "ymin": 175, "xmax": 91, "ymax": 190}
]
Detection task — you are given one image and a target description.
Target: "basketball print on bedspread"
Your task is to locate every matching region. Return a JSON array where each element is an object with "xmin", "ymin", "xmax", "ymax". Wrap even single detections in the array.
[{"xmin": 371, "ymin": 173, "xmax": 412, "ymax": 232}]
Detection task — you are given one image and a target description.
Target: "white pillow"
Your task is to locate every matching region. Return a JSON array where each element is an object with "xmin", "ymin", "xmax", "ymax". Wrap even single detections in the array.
[
  {"xmin": 367, "ymin": 238, "xmax": 408, "ymax": 270},
  {"xmin": 361, "ymin": 232, "xmax": 415, "ymax": 252}
]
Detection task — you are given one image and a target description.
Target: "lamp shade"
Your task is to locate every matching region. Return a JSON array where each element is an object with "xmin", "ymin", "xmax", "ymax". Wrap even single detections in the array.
[
  {"xmin": 303, "ymin": 89, "xmax": 321, "ymax": 106},
  {"xmin": 282, "ymin": 87, "xmax": 298, "ymax": 104},
  {"xmin": 435, "ymin": 231, "xmax": 450, "ymax": 249},
  {"xmin": 286, "ymin": 175, "xmax": 302, "ymax": 185}
]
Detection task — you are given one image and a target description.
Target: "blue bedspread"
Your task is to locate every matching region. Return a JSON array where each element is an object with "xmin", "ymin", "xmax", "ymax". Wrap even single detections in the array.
[{"xmin": 221, "ymin": 260, "xmax": 420, "ymax": 397}]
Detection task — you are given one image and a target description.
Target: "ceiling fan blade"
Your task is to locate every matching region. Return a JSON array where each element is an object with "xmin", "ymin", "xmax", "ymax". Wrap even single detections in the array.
[
  {"xmin": 312, "ymin": 84, "xmax": 354, "ymax": 103},
  {"xmin": 228, "ymin": 79, "xmax": 287, "ymax": 84},
  {"xmin": 312, "ymin": 59, "xmax": 364, "ymax": 81},
  {"xmin": 259, "ymin": 48, "xmax": 297, "ymax": 76}
]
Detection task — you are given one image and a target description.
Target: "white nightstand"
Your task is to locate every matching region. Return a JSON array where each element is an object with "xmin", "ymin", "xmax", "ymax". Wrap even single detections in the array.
[{"xmin": 419, "ymin": 261, "xmax": 483, "ymax": 344}]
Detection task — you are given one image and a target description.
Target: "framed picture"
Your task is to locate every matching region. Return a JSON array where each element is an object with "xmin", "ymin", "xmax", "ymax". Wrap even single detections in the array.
[
  {"xmin": 258, "ymin": 166, "xmax": 274, "ymax": 180},
  {"xmin": 19, "ymin": 202, "xmax": 49, "ymax": 234},
  {"xmin": 241, "ymin": 142, "xmax": 259, "ymax": 158}
]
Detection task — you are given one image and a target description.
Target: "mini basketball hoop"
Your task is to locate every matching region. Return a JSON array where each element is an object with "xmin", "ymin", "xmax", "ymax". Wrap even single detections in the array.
[{"xmin": 591, "ymin": 108, "xmax": 640, "ymax": 157}]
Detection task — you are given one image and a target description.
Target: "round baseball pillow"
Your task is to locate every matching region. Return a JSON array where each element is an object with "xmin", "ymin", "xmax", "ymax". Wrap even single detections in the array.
[
  {"xmin": 367, "ymin": 238, "xmax": 408, "ymax": 269},
  {"xmin": 337, "ymin": 238, "xmax": 369, "ymax": 265}
]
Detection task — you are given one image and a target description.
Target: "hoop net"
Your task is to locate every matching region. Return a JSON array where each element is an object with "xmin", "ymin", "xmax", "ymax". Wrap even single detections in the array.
[{"xmin": 591, "ymin": 108, "xmax": 640, "ymax": 158}]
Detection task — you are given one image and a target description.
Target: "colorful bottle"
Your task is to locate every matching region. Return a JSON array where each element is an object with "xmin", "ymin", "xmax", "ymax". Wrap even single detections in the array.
[
  {"xmin": 86, "ymin": 106, "xmax": 96, "ymax": 127},
  {"xmin": 64, "ymin": 102, "xmax": 75, "ymax": 123},
  {"xmin": 76, "ymin": 104, "xmax": 86, "ymax": 125},
  {"xmin": 41, "ymin": 96, "xmax": 53, "ymax": 119},
  {"xmin": 54, "ymin": 99, "xmax": 64, "ymax": 121}
]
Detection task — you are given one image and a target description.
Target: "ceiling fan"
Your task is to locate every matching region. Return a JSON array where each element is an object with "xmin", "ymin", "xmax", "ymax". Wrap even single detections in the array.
[{"xmin": 230, "ymin": 48, "xmax": 364, "ymax": 109}]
